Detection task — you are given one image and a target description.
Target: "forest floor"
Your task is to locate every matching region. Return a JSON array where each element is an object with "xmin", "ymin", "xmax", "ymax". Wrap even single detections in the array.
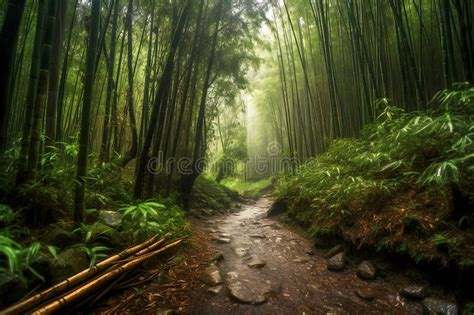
[{"xmin": 88, "ymin": 197, "xmax": 456, "ymax": 315}]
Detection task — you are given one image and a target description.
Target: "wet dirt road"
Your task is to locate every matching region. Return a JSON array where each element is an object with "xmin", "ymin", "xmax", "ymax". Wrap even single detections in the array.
[{"xmin": 190, "ymin": 197, "xmax": 424, "ymax": 315}]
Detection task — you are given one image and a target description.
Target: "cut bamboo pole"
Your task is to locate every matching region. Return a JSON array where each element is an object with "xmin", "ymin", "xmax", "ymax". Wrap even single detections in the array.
[
  {"xmin": 31, "ymin": 239, "xmax": 184, "ymax": 315},
  {"xmin": 0, "ymin": 234, "xmax": 162, "ymax": 315}
]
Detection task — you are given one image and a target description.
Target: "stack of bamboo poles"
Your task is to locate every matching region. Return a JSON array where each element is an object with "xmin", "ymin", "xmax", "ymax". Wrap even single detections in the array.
[{"xmin": 0, "ymin": 235, "xmax": 184, "ymax": 315}]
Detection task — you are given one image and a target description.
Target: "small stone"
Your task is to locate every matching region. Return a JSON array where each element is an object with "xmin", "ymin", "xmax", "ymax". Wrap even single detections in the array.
[
  {"xmin": 325, "ymin": 245, "xmax": 343, "ymax": 258},
  {"xmin": 422, "ymin": 297, "xmax": 458, "ymax": 315},
  {"xmin": 327, "ymin": 252, "xmax": 345, "ymax": 272},
  {"xmin": 306, "ymin": 249, "xmax": 316, "ymax": 256},
  {"xmin": 199, "ymin": 264, "xmax": 223, "ymax": 286},
  {"xmin": 357, "ymin": 261, "xmax": 377, "ymax": 280},
  {"xmin": 207, "ymin": 285, "xmax": 223, "ymax": 295},
  {"xmin": 219, "ymin": 233, "xmax": 231, "ymax": 238},
  {"xmin": 247, "ymin": 260, "xmax": 266, "ymax": 269},
  {"xmin": 215, "ymin": 237, "xmax": 231, "ymax": 244},
  {"xmin": 250, "ymin": 234, "xmax": 266, "ymax": 239},
  {"xmin": 400, "ymin": 285, "xmax": 426, "ymax": 299},
  {"xmin": 234, "ymin": 248, "xmax": 247, "ymax": 257},
  {"xmin": 212, "ymin": 252, "xmax": 225, "ymax": 262},
  {"xmin": 355, "ymin": 288, "xmax": 375, "ymax": 301}
]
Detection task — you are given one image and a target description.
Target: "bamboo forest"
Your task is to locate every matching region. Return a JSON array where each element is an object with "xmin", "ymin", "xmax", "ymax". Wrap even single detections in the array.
[{"xmin": 1, "ymin": 0, "xmax": 474, "ymax": 313}]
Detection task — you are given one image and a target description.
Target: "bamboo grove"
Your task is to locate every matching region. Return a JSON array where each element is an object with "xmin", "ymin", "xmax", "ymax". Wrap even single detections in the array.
[
  {"xmin": 0, "ymin": 0, "xmax": 264, "ymax": 221},
  {"xmin": 255, "ymin": 0, "xmax": 473, "ymax": 163}
]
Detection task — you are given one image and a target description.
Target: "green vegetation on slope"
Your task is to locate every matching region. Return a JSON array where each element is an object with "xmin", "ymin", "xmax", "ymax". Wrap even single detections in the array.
[
  {"xmin": 276, "ymin": 85, "xmax": 474, "ymax": 267},
  {"xmin": 221, "ymin": 177, "xmax": 273, "ymax": 199},
  {"xmin": 190, "ymin": 176, "xmax": 240, "ymax": 213}
]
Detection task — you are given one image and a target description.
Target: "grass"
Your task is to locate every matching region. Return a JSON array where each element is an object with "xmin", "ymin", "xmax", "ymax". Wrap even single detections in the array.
[
  {"xmin": 220, "ymin": 176, "xmax": 273, "ymax": 199},
  {"xmin": 276, "ymin": 84, "xmax": 474, "ymax": 268}
]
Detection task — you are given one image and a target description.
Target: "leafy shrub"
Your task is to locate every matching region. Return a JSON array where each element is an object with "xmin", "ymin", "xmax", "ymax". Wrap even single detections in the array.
[
  {"xmin": 120, "ymin": 202, "xmax": 185, "ymax": 242},
  {"xmin": 0, "ymin": 235, "xmax": 57, "ymax": 283}
]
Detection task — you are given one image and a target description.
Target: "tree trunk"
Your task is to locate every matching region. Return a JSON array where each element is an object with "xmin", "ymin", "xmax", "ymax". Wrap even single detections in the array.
[
  {"xmin": 45, "ymin": 0, "xmax": 67, "ymax": 148},
  {"xmin": 74, "ymin": 0, "xmax": 100, "ymax": 223},
  {"xmin": 134, "ymin": 0, "xmax": 192, "ymax": 199},
  {"xmin": 180, "ymin": 0, "xmax": 225, "ymax": 209},
  {"xmin": 0, "ymin": 0, "xmax": 27, "ymax": 152}
]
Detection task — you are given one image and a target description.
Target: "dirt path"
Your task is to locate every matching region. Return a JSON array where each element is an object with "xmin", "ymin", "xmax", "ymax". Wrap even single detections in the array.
[
  {"xmin": 188, "ymin": 197, "xmax": 424, "ymax": 314},
  {"xmin": 93, "ymin": 197, "xmax": 437, "ymax": 314}
]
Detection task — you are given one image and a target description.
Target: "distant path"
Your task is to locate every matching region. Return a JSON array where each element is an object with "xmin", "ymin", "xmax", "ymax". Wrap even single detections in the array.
[{"xmin": 189, "ymin": 197, "xmax": 423, "ymax": 314}]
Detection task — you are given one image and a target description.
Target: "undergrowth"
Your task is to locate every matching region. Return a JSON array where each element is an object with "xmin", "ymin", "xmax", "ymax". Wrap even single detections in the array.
[
  {"xmin": 190, "ymin": 176, "xmax": 237, "ymax": 210},
  {"xmin": 221, "ymin": 176, "xmax": 273, "ymax": 199},
  {"xmin": 276, "ymin": 83, "xmax": 474, "ymax": 268}
]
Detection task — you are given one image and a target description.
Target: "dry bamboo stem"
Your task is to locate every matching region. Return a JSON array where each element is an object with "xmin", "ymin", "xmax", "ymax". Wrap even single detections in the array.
[
  {"xmin": 0, "ymin": 235, "xmax": 162, "ymax": 315},
  {"xmin": 31, "ymin": 239, "xmax": 184, "ymax": 315}
]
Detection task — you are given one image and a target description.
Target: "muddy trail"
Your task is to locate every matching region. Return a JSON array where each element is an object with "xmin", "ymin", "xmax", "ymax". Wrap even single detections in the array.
[{"xmin": 92, "ymin": 198, "xmax": 454, "ymax": 314}]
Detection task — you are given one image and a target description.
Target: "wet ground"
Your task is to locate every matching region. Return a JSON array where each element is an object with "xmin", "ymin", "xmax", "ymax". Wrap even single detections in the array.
[{"xmin": 190, "ymin": 197, "xmax": 425, "ymax": 315}]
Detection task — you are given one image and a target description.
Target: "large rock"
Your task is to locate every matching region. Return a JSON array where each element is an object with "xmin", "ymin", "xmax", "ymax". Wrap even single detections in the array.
[
  {"xmin": 51, "ymin": 247, "xmax": 89, "ymax": 284},
  {"xmin": 0, "ymin": 272, "xmax": 28, "ymax": 307},
  {"xmin": 45, "ymin": 226, "xmax": 81, "ymax": 248},
  {"xmin": 97, "ymin": 210, "xmax": 122, "ymax": 228},
  {"xmin": 422, "ymin": 297, "xmax": 458, "ymax": 315},
  {"xmin": 199, "ymin": 264, "xmax": 223, "ymax": 286},
  {"xmin": 357, "ymin": 261, "xmax": 377, "ymax": 280},
  {"xmin": 400, "ymin": 285, "xmax": 426, "ymax": 299},
  {"xmin": 327, "ymin": 252, "xmax": 345, "ymax": 272}
]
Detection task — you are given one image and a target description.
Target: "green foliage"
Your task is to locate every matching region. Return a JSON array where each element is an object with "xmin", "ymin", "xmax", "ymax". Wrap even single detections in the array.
[
  {"xmin": 0, "ymin": 205, "xmax": 17, "ymax": 227},
  {"xmin": 190, "ymin": 176, "xmax": 235, "ymax": 210},
  {"xmin": 276, "ymin": 85, "xmax": 474, "ymax": 266},
  {"xmin": 463, "ymin": 303, "xmax": 474, "ymax": 315},
  {"xmin": 80, "ymin": 245, "xmax": 111, "ymax": 268},
  {"xmin": 119, "ymin": 202, "xmax": 185, "ymax": 242},
  {"xmin": 221, "ymin": 177, "xmax": 272, "ymax": 199},
  {"xmin": 0, "ymin": 235, "xmax": 56, "ymax": 283}
]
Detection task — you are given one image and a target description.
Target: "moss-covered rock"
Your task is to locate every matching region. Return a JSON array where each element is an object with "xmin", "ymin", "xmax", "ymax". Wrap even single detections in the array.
[{"xmin": 87, "ymin": 222, "xmax": 122, "ymax": 247}]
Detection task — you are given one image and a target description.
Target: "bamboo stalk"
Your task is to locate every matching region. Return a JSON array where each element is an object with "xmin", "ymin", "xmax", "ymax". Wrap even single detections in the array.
[
  {"xmin": 0, "ymin": 235, "xmax": 162, "ymax": 315},
  {"xmin": 31, "ymin": 239, "xmax": 184, "ymax": 315}
]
